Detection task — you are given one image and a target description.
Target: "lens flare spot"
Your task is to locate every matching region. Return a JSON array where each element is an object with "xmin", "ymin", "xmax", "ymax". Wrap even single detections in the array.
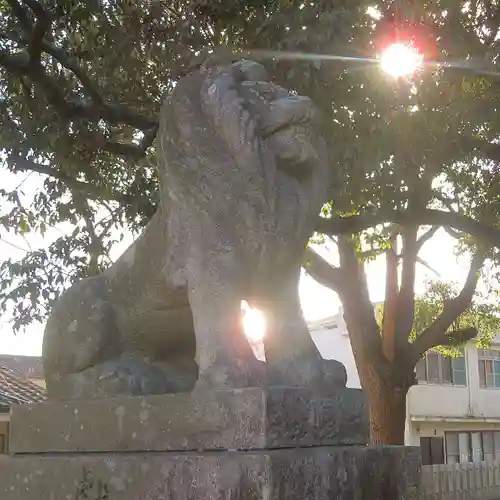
[
  {"xmin": 241, "ymin": 300, "xmax": 266, "ymax": 343},
  {"xmin": 380, "ymin": 43, "xmax": 423, "ymax": 77}
]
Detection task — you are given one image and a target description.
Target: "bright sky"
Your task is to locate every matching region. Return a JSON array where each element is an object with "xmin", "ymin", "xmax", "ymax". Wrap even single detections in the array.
[{"xmin": 0, "ymin": 168, "xmax": 473, "ymax": 357}]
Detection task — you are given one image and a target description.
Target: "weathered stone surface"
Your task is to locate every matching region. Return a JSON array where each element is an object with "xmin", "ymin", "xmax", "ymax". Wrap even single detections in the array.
[
  {"xmin": 42, "ymin": 55, "xmax": 343, "ymax": 400},
  {"xmin": 0, "ymin": 445, "xmax": 421, "ymax": 500},
  {"xmin": 10, "ymin": 387, "xmax": 368, "ymax": 454}
]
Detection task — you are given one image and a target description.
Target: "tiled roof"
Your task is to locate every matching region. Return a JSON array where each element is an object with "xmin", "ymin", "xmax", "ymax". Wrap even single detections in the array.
[
  {"xmin": 0, "ymin": 366, "xmax": 45, "ymax": 408},
  {"xmin": 0, "ymin": 355, "xmax": 44, "ymax": 380}
]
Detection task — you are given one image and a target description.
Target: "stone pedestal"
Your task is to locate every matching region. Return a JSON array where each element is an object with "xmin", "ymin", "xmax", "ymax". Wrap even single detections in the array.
[{"xmin": 0, "ymin": 387, "xmax": 421, "ymax": 499}]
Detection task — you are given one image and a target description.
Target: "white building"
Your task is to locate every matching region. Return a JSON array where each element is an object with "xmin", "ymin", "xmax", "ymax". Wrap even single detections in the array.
[{"xmin": 308, "ymin": 308, "xmax": 500, "ymax": 466}]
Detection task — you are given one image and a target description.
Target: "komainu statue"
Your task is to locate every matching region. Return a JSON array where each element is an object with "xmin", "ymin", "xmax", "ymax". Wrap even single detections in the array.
[{"xmin": 42, "ymin": 57, "xmax": 347, "ymax": 399}]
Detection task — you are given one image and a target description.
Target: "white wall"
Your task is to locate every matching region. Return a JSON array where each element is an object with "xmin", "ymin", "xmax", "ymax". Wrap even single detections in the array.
[{"xmin": 311, "ymin": 325, "xmax": 361, "ymax": 389}]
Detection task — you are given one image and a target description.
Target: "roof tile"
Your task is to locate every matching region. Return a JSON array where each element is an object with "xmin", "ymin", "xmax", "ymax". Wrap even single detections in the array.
[
  {"xmin": 0, "ymin": 355, "xmax": 44, "ymax": 380},
  {"xmin": 0, "ymin": 365, "xmax": 45, "ymax": 407}
]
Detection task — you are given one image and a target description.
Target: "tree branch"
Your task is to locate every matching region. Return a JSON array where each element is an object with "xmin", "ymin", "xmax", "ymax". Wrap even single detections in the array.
[
  {"xmin": 411, "ymin": 249, "xmax": 487, "ymax": 359},
  {"xmin": 7, "ymin": 155, "xmax": 120, "ymax": 202},
  {"xmin": 42, "ymin": 41, "xmax": 103, "ymax": 104},
  {"xmin": 0, "ymin": 29, "xmax": 103, "ymax": 104},
  {"xmin": 382, "ymin": 235, "xmax": 398, "ymax": 362},
  {"xmin": 71, "ymin": 192, "xmax": 103, "ymax": 275},
  {"xmin": 443, "ymin": 226, "xmax": 463, "ymax": 239},
  {"xmin": 28, "ymin": 13, "xmax": 50, "ymax": 64},
  {"xmin": 0, "ymin": 39, "xmax": 157, "ymax": 131},
  {"xmin": 303, "ymin": 247, "xmax": 345, "ymax": 292},
  {"xmin": 415, "ymin": 256, "xmax": 441, "ymax": 277},
  {"xmin": 395, "ymin": 226, "xmax": 418, "ymax": 346},
  {"xmin": 316, "ymin": 209, "xmax": 500, "ymax": 249},
  {"xmin": 2, "ymin": 8, "xmax": 162, "ymax": 161},
  {"xmin": 0, "ymin": 45, "xmax": 158, "ymax": 159},
  {"xmin": 337, "ymin": 236, "xmax": 382, "ymax": 351},
  {"xmin": 416, "ymin": 226, "xmax": 440, "ymax": 252}
]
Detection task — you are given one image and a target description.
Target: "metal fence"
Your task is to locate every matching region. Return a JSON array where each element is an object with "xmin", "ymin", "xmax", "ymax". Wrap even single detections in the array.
[{"xmin": 421, "ymin": 461, "xmax": 500, "ymax": 500}]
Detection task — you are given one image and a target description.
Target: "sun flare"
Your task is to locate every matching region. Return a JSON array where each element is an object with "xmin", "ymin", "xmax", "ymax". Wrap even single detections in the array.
[
  {"xmin": 241, "ymin": 300, "xmax": 267, "ymax": 343},
  {"xmin": 379, "ymin": 43, "xmax": 423, "ymax": 77}
]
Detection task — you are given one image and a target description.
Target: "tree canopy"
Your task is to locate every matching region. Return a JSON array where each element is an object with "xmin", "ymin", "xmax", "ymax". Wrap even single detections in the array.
[{"xmin": 1, "ymin": 0, "xmax": 500, "ymax": 325}]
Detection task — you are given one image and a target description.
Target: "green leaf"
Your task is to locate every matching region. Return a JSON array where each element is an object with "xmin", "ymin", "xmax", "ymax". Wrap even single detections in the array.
[{"xmin": 18, "ymin": 217, "xmax": 30, "ymax": 234}]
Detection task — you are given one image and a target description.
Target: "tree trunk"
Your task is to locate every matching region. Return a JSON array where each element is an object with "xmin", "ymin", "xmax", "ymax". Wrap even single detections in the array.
[
  {"xmin": 342, "ymin": 306, "xmax": 411, "ymax": 445},
  {"xmin": 335, "ymin": 246, "xmax": 415, "ymax": 446},
  {"xmin": 365, "ymin": 371, "xmax": 409, "ymax": 445}
]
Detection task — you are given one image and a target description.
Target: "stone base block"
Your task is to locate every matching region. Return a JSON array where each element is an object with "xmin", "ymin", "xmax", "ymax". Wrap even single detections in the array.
[
  {"xmin": 10, "ymin": 387, "xmax": 368, "ymax": 453},
  {"xmin": 0, "ymin": 445, "xmax": 421, "ymax": 500}
]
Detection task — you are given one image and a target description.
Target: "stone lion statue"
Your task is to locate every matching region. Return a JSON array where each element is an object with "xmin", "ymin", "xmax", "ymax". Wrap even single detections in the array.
[{"xmin": 42, "ymin": 57, "xmax": 346, "ymax": 399}]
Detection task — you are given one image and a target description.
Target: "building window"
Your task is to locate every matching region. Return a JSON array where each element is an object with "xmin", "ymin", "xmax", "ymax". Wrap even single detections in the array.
[
  {"xmin": 445, "ymin": 431, "xmax": 500, "ymax": 463},
  {"xmin": 445, "ymin": 432, "xmax": 461, "ymax": 463},
  {"xmin": 478, "ymin": 349, "xmax": 500, "ymax": 388},
  {"xmin": 416, "ymin": 350, "xmax": 466, "ymax": 386}
]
